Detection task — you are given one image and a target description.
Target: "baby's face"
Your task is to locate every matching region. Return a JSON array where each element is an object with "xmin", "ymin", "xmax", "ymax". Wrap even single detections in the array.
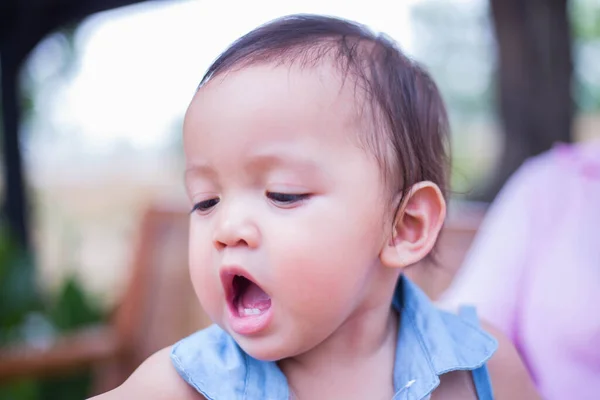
[{"xmin": 184, "ymin": 63, "xmax": 392, "ymax": 360}]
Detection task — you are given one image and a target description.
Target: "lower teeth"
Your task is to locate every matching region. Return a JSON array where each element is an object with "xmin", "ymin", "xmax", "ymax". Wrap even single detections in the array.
[{"xmin": 241, "ymin": 307, "xmax": 261, "ymax": 316}]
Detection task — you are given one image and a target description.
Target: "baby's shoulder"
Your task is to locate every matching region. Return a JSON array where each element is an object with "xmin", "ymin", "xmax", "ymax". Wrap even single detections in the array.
[
  {"xmin": 88, "ymin": 347, "xmax": 204, "ymax": 400},
  {"xmin": 430, "ymin": 305, "xmax": 540, "ymax": 399},
  {"xmin": 480, "ymin": 321, "xmax": 540, "ymax": 399},
  {"xmin": 432, "ymin": 370, "xmax": 477, "ymax": 400},
  {"xmin": 431, "ymin": 322, "xmax": 540, "ymax": 400}
]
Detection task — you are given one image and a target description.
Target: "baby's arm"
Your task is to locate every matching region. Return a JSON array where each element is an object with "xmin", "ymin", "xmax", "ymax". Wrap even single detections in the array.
[
  {"xmin": 88, "ymin": 347, "xmax": 204, "ymax": 400},
  {"xmin": 483, "ymin": 321, "xmax": 540, "ymax": 399}
]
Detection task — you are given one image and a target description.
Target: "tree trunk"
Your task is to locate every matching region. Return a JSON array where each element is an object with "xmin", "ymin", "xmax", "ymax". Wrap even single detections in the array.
[
  {"xmin": 480, "ymin": 0, "xmax": 573, "ymax": 201},
  {"xmin": 0, "ymin": 0, "xmax": 153, "ymax": 251},
  {"xmin": 1, "ymin": 47, "xmax": 30, "ymax": 249}
]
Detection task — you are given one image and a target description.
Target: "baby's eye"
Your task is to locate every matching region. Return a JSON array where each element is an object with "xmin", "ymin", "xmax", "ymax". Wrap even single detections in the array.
[
  {"xmin": 191, "ymin": 198, "xmax": 220, "ymax": 213},
  {"xmin": 266, "ymin": 192, "xmax": 310, "ymax": 206}
]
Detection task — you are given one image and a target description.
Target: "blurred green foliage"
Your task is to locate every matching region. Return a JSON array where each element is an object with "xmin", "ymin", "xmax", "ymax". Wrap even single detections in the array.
[
  {"xmin": 571, "ymin": 0, "xmax": 600, "ymax": 113},
  {"xmin": 571, "ymin": 0, "xmax": 600, "ymax": 39},
  {"xmin": 0, "ymin": 226, "xmax": 42, "ymax": 345},
  {"xmin": 412, "ymin": 0, "xmax": 600, "ymax": 118},
  {"xmin": 0, "ymin": 224, "xmax": 106, "ymax": 400}
]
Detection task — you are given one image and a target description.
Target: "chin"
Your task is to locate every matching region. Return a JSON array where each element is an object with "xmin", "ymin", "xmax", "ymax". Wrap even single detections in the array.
[{"xmin": 233, "ymin": 333, "xmax": 296, "ymax": 362}]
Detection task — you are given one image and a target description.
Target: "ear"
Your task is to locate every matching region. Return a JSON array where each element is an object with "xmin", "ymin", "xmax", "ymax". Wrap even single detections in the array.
[{"xmin": 380, "ymin": 181, "xmax": 446, "ymax": 269}]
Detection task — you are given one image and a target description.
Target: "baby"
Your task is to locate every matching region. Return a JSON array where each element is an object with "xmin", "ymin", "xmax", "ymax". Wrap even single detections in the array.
[{"xmin": 93, "ymin": 14, "xmax": 538, "ymax": 399}]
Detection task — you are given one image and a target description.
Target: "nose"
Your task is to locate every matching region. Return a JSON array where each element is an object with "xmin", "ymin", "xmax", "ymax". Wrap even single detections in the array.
[{"xmin": 212, "ymin": 199, "xmax": 260, "ymax": 251}]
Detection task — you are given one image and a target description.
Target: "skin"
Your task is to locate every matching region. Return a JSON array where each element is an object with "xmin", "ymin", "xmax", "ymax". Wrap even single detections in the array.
[{"xmin": 90, "ymin": 62, "xmax": 539, "ymax": 400}]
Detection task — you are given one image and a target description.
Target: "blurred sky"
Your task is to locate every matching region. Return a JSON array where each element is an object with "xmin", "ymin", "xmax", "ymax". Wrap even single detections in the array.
[{"xmin": 23, "ymin": 0, "xmax": 431, "ymax": 162}]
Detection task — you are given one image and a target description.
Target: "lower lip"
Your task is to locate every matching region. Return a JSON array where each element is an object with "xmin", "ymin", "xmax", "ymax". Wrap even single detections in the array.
[{"xmin": 227, "ymin": 303, "xmax": 274, "ymax": 336}]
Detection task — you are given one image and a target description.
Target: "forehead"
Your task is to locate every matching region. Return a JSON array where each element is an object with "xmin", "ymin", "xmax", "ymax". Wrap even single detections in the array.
[{"xmin": 183, "ymin": 63, "xmax": 364, "ymax": 158}]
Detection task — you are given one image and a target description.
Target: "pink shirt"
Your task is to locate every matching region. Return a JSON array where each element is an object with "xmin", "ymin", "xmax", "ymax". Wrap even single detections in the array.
[{"xmin": 440, "ymin": 142, "xmax": 600, "ymax": 400}]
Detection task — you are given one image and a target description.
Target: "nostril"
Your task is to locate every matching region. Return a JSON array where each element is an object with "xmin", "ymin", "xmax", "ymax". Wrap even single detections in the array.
[
  {"xmin": 212, "ymin": 216, "xmax": 260, "ymax": 250},
  {"xmin": 214, "ymin": 239, "xmax": 246, "ymax": 251},
  {"xmin": 213, "ymin": 238, "xmax": 227, "ymax": 251},
  {"xmin": 213, "ymin": 233, "xmax": 250, "ymax": 250}
]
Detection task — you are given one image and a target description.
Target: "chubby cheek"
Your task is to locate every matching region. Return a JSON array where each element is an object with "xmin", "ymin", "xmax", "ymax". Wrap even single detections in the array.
[
  {"xmin": 271, "ymin": 204, "xmax": 384, "ymax": 321},
  {"xmin": 188, "ymin": 226, "xmax": 222, "ymax": 324}
]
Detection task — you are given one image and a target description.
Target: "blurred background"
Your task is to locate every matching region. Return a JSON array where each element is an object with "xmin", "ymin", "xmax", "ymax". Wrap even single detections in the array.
[{"xmin": 1, "ymin": 0, "xmax": 599, "ymax": 398}]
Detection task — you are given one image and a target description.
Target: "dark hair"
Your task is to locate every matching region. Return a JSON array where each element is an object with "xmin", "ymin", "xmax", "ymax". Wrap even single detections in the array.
[{"xmin": 199, "ymin": 14, "xmax": 450, "ymax": 237}]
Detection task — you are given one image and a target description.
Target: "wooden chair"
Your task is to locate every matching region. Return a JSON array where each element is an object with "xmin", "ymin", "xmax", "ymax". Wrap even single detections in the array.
[{"xmin": 0, "ymin": 203, "xmax": 212, "ymax": 395}]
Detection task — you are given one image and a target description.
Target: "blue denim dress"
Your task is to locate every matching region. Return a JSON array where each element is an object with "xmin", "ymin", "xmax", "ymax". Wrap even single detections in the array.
[{"xmin": 171, "ymin": 276, "xmax": 497, "ymax": 399}]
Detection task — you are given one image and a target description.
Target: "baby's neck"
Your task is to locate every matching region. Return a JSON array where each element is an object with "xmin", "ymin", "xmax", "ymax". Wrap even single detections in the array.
[{"xmin": 278, "ymin": 301, "xmax": 399, "ymax": 399}]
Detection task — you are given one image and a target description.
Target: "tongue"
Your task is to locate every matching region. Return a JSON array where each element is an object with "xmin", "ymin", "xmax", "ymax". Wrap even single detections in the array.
[{"xmin": 240, "ymin": 282, "xmax": 271, "ymax": 311}]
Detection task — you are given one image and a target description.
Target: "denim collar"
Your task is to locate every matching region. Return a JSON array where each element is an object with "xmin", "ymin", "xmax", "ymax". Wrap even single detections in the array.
[
  {"xmin": 171, "ymin": 275, "xmax": 497, "ymax": 400},
  {"xmin": 390, "ymin": 276, "xmax": 497, "ymax": 399}
]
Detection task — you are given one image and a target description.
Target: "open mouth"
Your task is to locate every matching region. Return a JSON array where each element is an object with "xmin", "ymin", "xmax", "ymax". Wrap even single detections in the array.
[
  {"xmin": 220, "ymin": 268, "xmax": 274, "ymax": 335},
  {"xmin": 230, "ymin": 274, "xmax": 272, "ymax": 317}
]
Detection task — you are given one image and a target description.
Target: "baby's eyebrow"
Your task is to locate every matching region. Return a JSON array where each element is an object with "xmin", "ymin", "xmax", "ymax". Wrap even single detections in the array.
[
  {"xmin": 244, "ymin": 153, "xmax": 321, "ymax": 174},
  {"xmin": 183, "ymin": 152, "xmax": 327, "ymax": 189},
  {"xmin": 185, "ymin": 162, "xmax": 213, "ymax": 173},
  {"xmin": 184, "ymin": 162, "xmax": 217, "ymax": 184}
]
